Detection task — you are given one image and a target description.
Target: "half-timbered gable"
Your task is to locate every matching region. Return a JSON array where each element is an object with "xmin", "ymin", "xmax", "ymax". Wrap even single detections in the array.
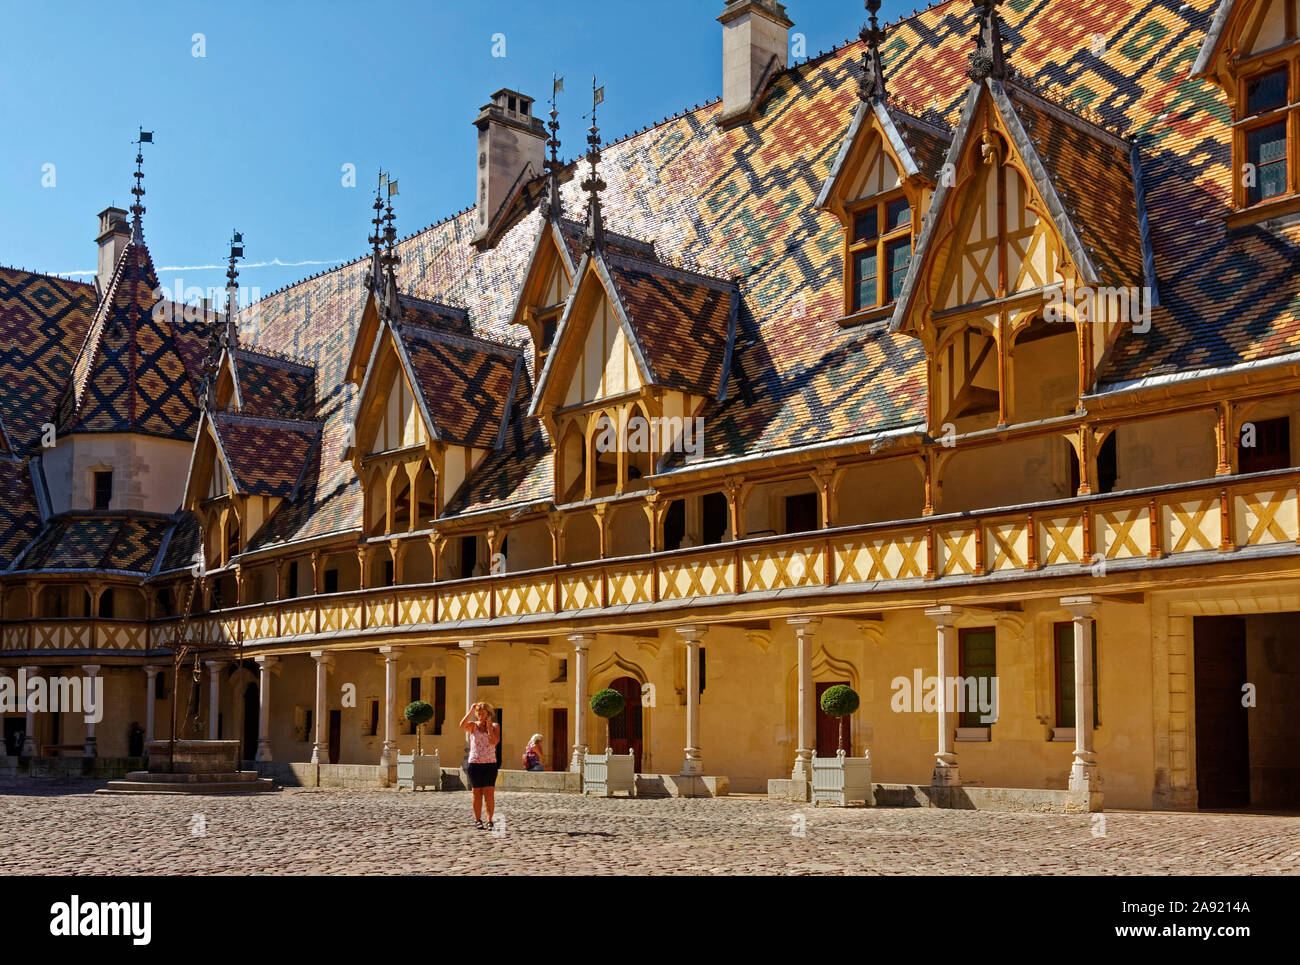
[{"xmin": 1194, "ymin": 0, "xmax": 1300, "ymax": 219}]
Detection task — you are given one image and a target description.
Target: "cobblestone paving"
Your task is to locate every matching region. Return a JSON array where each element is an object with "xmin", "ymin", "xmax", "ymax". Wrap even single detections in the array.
[{"xmin": 2, "ymin": 782, "xmax": 1298, "ymax": 875}]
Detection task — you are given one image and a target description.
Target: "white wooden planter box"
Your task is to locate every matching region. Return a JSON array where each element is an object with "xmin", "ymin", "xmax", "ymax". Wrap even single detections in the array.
[
  {"xmin": 582, "ymin": 750, "xmax": 636, "ymax": 797},
  {"xmin": 396, "ymin": 750, "xmax": 440, "ymax": 791},
  {"xmin": 811, "ymin": 751, "xmax": 872, "ymax": 806}
]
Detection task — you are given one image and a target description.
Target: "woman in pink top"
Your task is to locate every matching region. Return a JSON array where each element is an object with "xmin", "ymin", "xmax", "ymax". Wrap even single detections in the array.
[{"xmin": 460, "ymin": 701, "xmax": 500, "ymax": 829}]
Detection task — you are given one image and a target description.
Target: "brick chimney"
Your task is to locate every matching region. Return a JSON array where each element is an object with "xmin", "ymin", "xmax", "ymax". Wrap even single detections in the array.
[
  {"xmin": 718, "ymin": 0, "xmax": 793, "ymax": 125},
  {"xmin": 95, "ymin": 206, "xmax": 130, "ymax": 295},
  {"xmin": 472, "ymin": 89, "xmax": 547, "ymax": 245}
]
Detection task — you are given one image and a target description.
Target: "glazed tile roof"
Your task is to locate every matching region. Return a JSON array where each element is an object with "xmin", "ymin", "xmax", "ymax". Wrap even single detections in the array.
[
  {"xmin": 229, "ymin": 347, "xmax": 316, "ymax": 421},
  {"xmin": 395, "ymin": 299, "xmax": 522, "ymax": 449},
  {"xmin": 0, "ymin": 267, "xmax": 96, "ymax": 450},
  {"xmin": 158, "ymin": 512, "xmax": 201, "ymax": 575},
  {"xmin": 14, "ymin": 514, "xmax": 177, "ymax": 575},
  {"xmin": 54, "ymin": 241, "xmax": 200, "ymax": 440},
  {"xmin": 888, "ymin": 102, "xmax": 954, "ymax": 180},
  {"xmin": 0, "ymin": 459, "xmax": 40, "ymax": 570},
  {"xmin": 442, "ymin": 370, "xmax": 552, "ymax": 518},
  {"xmin": 1005, "ymin": 84, "xmax": 1146, "ymax": 290},
  {"xmin": 0, "ymin": 0, "xmax": 1278, "ymax": 553},
  {"xmin": 244, "ymin": 0, "xmax": 1265, "ymax": 535},
  {"xmin": 212, "ymin": 411, "xmax": 320, "ymax": 499},
  {"xmin": 600, "ymin": 253, "xmax": 737, "ymax": 399}
]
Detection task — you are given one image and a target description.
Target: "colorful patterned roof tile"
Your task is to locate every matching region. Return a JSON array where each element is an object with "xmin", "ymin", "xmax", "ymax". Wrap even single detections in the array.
[
  {"xmin": 601, "ymin": 252, "xmax": 738, "ymax": 399},
  {"xmin": 16, "ymin": 514, "xmax": 176, "ymax": 575},
  {"xmin": 188, "ymin": 0, "xmax": 1293, "ymax": 536},
  {"xmin": 54, "ymin": 241, "xmax": 200, "ymax": 440},
  {"xmin": 0, "ymin": 458, "xmax": 41, "ymax": 570},
  {"xmin": 212, "ymin": 411, "xmax": 320, "ymax": 499},
  {"xmin": 395, "ymin": 302, "xmax": 522, "ymax": 449},
  {"xmin": 0, "ymin": 267, "xmax": 96, "ymax": 450},
  {"xmin": 229, "ymin": 347, "xmax": 317, "ymax": 421},
  {"xmin": 1005, "ymin": 84, "xmax": 1146, "ymax": 291}
]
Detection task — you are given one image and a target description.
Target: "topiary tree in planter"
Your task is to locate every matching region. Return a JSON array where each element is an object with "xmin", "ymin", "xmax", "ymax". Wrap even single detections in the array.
[
  {"xmin": 589, "ymin": 688, "xmax": 626, "ymax": 754},
  {"xmin": 404, "ymin": 700, "xmax": 434, "ymax": 755},
  {"xmin": 819, "ymin": 685, "xmax": 860, "ymax": 755}
]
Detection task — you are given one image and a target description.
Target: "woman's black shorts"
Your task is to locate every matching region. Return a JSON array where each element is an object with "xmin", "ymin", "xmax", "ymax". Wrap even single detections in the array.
[{"xmin": 466, "ymin": 762, "xmax": 499, "ymax": 788}]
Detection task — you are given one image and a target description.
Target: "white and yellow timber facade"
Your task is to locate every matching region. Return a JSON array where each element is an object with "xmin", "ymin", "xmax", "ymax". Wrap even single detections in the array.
[{"xmin": 3, "ymin": 0, "xmax": 1300, "ymax": 810}]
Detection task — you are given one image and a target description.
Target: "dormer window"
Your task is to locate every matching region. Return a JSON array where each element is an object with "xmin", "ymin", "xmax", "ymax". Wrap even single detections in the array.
[
  {"xmin": 846, "ymin": 193, "xmax": 912, "ymax": 315},
  {"xmin": 1241, "ymin": 66, "xmax": 1291, "ymax": 205}
]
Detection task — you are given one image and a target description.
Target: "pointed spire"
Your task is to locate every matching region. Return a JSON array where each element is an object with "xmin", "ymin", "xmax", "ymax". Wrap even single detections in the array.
[
  {"xmin": 858, "ymin": 0, "xmax": 887, "ymax": 102},
  {"xmin": 129, "ymin": 129, "xmax": 153, "ymax": 243},
  {"xmin": 224, "ymin": 230, "xmax": 243, "ymax": 352},
  {"xmin": 967, "ymin": 0, "xmax": 1013, "ymax": 82},
  {"xmin": 200, "ymin": 229, "xmax": 242, "ymax": 412},
  {"xmin": 380, "ymin": 176, "xmax": 402, "ymax": 320},
  {"xmin": 581, "ymin": 78, "xmax": 607, "ymax": 254},
  {"xmin": 365, "ymin": 171, "xmax": 385, "ymax": 293},
  {"xmin": 544, "ymin": 74, "xmax": 564, "ymax": 220}
]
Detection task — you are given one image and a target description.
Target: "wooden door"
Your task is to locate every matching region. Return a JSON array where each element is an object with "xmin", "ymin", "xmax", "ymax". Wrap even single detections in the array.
[
  {"xmin": 815, "ymin": 681, "xmax": 851, "ymax": 757},
  {"xmin": 1194, "ymin": 616, "xmax": 1249, "ymax": 809},
  {"xmin": 607, "ymin": 676, "xmax": 643, "ymax": 772},
  {"xmin": 328, "ymin": 709, "xmax": 341, "ymax": 765},
  {"xmin": 550, "ymin": 708, "xmax": 567, "ymax": 771}
]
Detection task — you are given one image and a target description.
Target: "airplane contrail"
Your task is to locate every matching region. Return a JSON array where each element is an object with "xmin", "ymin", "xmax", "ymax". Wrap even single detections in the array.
[{"xmin": 51, "ymin": 256, "xmax": 349, "ymax": 277}]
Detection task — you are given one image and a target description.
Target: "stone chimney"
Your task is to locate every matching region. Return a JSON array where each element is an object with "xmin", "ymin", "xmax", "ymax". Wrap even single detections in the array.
[
  {"xmin": 718, "ymin": 0, "xmax": 793, "ymax": 125},
  {"xmin": 95, "ymin": 206, "xmax": 130, "ymax": 295},
  {"xmin": 472, "ymin": 88, "xmax": 547, "ymax": 245}
]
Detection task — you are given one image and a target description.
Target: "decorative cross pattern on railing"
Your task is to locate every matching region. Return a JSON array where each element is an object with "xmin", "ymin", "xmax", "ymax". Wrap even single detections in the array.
[{"xmin": 4, "ymin": 472, "xmax": 1298, "ymax": 652}]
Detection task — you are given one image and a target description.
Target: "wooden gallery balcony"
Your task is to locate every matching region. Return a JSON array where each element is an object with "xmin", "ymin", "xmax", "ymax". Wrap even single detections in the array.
[{"xmin": 3, "ymin": 468, "xmax": 1297, "ymax": 654}]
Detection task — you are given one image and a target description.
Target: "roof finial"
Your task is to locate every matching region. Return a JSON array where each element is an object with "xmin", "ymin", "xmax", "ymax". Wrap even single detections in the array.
[
  {"xmin": 381, "ymin": 175, "xmax": 401, "ymax": 319},
  {"xmin": 968, "ymin": 0, "xmax": 1013, "ymax": 82},
  {"xmin": 545, "ymin": 74, "xmax": 564, "ymax": 220},
  {"xmin": 858, "ymin": 0, "xmax": 887, "ymax": 102},
  {"xmin": 582, "ymin": 77, "xmax": 607, "ymax": 254},
  {"xmin": 130, "ymin": 129, "xmax": 153, "ymax": 243},
  {"xmin": 365, "ymin": 171, "xmax": 385, "ymax": 293},
  {"xmin": 224, "ymin": 230, "xmax": 243, "ymax": 351}
]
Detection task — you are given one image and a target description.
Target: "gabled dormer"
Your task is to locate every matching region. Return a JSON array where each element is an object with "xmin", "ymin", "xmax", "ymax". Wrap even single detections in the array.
[
  {"xmin": 889, "ymin": 3, "xmax": 1152, "ymax": 433},
  {"xmin": 508, "ymin": 218, "xmax": 578, "ymax": 372},
  {"xmin": 346, "ymin": 191, "xmax": 522, "ymax": 538},
  {"xmin": 1193, "ymin": 0, "xmax": 1300, "ymax": 222},
  {"xmin": 817, "ymin": 4, "xmax": 952, "ymax": 326},
  {"xmin": 528, "ymin": 243, "xmax": 737, "ymax": 503},
  {"xmin": 183, "ymin": 410, "xmax": 319, "ymax": 568}
]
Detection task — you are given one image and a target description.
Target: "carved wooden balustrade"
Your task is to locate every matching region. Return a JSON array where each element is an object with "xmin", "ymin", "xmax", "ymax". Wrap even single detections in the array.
[{"xmin": 3, "ymin": 468, "xmax": 1297, "ymax": 652}]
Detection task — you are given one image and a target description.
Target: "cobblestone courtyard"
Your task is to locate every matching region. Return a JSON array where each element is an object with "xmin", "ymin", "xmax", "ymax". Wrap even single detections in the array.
[{"xmin": 2, "ymin": 783, "xmax": 1298, "ymax": 875}]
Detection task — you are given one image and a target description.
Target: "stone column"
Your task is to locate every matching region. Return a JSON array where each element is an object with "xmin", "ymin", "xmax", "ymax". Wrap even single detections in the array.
[
  {"xmin": 787, "ymin": 617, "xmax": 820, "ymax": 783},
  {"xmin": 143, "ymin": 666, "xmax": 160, "ymax": 743},
  {"xmin": 459, "ymin": 641, "xmax": 482, "ymax": 714},
  {"xmin": 379, "ymin": 646, "xmax": 402, "ymax": 772},
  {"xmin": 20, "ymin": 665, "xmax": 37, "ymax": 755},
  {"xmin": 205, "ymin": 660, "xmax": 222, "ymax": 740},
  {"xmin": 677, "ymin": 625, "xmax": 706, "ymax": 776},
  {"xmin": 569, "ymin": 633, "xmax": 594, "ymax": 771},
  {"xmin": 309, "ymin": 651, "xmax": 333, "ymax": 765},
  {"xmin": 81, "ymin": 664, "xmax": 101, "ymax": 757},
  {"xmin": 925, "ymin": 605, "xmax": 962, "ymax": 787},
  {"xmin": 1062, "ymin": 595, "xmax": 1100, "ymax": 795},
  {"xmin": 459, "ymin": 641, "xmax": 482, "ymax": 766},
  {"xmin": 255, "ymin": 656, "xmax": 277, "ymax": 762}
]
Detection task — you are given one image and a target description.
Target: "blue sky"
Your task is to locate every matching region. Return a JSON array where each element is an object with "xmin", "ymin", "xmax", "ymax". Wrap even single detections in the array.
[{"xmin": 0, "ymin": 1, "xmax": 909, "ymax": 299}]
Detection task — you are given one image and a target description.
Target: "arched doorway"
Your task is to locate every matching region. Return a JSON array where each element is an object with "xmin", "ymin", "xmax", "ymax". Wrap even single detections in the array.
[
  {"xmin": 242, "ymin": 682, "xmax": 259, "ymax": 762},
  {"xmin": 607, "ymin": 676, "xmax": 643, "ymax": 772}
]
